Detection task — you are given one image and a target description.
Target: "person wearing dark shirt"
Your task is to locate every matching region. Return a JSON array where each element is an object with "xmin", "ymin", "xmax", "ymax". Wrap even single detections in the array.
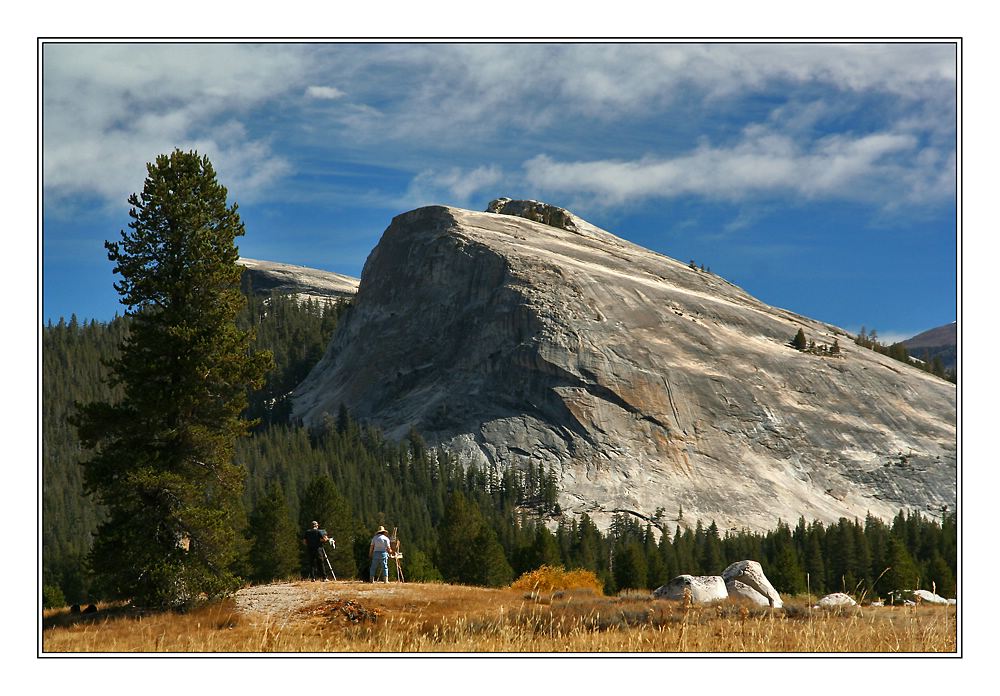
[{"xmin": 303, "ymin": 520, "xmax": 334, "ymax": 581}]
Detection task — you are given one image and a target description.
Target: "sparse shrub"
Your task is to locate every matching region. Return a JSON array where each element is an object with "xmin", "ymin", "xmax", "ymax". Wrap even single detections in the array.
[
  {"xmin": 510, "ymin": 565, "xmax": 604, "ymax": 594},
  {"xmin": 43, "ymin": 584, "xmax": 66, "ymax": 609},
  {"xmin": 404, "ymin": 547, "xmax": 443, "ymax": 583}
]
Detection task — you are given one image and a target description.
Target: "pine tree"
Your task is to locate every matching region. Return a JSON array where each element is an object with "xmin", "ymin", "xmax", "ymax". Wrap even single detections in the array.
[
  {"xmin": 658, "ymin": 531, "xmax": 678, "ymax": 582},
  {"xmin": 931, "ymin": 356, "xmax": 945, "ymax": 378},
  {"xmin": 674, "ymin": 526, "xmax": 696, "ymax": 576},
  {"xmin": 541, "ymin": 466, "xmax": 559, "ymax": 511},
  {"xmin": 644, "ymin": 526, "xmax": 667, "ymax": 589},
  {"xmin": 555, "ymin": 519, "xmax": 574, "ymax": 567},
  {"xmin": 72, "ymin": 150, "xmax": 271, "ymax": 606},
  {"xmin": 436, "ymin": 490, "xmax": 486, "ymax": 584},
  {"xmin": 827, "ymin": 519, "xmax": 858, "ymax": 593},
  {"xmin": 804, "ymin": 530, "xmax": 826, "ymax": 595},
  {"xmin": 613, "ymin": 541, "xmax": 648, "ymax": 591},
  {"xmin": 247, "ymin": 481, "xmax": 299, "ymax": 583},
  {"xmin": 881, "ymin": 535, "xmax": 920, "ymax": 597},
  {"xmin": 926, "ymin": 553, "xmax": 956, "ymax": 598},
  {"xmin": 572, "ymin": 514, "xmax": 602, "ymax": 572},
  {"xmin": 701, "ymin": 520, "xmax": 724, "ymax": 574},
  {"xmin": 792, "ymin": 328, "xmax": 808, "ymax": 351},
  {"xmin": 433, "ymin": 489, "xmax": 514, "ymax": 586},
  {"xmin": 851, "ymin": 519, "xmax": 873, "ymax": 590},
  {"xmin": 767, "ymin": 521, "xmax": 805, "ymax": 594},
  {"xmin": 472, "ymin": 527, "xmax": 515, "ymax": 587},
  {"xmin": 525, "ymin": 524, "xmax": 561, "ymax": 572}
]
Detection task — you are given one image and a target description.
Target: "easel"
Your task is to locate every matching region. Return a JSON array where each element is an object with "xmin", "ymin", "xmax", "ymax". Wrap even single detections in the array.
[{"xmin": 390, "ymin": 527, "xmax": 404, "ymax": 582}]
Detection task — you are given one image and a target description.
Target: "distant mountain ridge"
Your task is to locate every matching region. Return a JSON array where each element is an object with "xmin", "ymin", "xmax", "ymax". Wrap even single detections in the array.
[
  {"xmin": 902, "ymin": 322, "xmax": 957, "ymax": 372},
  {"xmin": 238, "ymin": 257, "xmax": 359, "ymax": 304}
]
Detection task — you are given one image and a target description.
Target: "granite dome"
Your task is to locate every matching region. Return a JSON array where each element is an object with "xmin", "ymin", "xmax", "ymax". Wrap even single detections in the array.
[{"xmin": 291, "ymin": 201, "xmax": 956, "ymax": 532}]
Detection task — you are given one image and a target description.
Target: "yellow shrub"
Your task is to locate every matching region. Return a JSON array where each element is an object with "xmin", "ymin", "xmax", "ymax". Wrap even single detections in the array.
[{"xmin": 511, "ymin": 565, "xmax": 604, "ymax": 594}]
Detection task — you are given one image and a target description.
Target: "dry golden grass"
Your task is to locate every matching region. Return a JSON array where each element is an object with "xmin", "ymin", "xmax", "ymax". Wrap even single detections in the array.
[{"xmin": 41, "ymin": 581, "xmax": 957, "ymax": 654}]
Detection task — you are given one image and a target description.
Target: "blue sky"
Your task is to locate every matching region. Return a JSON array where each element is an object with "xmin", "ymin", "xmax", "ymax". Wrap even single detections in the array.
[{"xmin": 41, "ymin": 42, "xmax": 957, "ymax": 342}]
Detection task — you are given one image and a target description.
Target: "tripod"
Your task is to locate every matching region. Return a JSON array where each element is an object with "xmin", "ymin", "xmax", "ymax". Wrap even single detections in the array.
[
  {"xmin": 321, "ymin": 546, "xmax": 337, "ymax": 581},
  {"xmin": 312, "ymin": 545, "xmax": 336, "ymax": 581}
]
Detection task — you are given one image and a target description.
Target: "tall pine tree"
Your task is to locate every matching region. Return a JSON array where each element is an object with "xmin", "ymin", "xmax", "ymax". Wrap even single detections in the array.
[
  {"xmin": 247, "ymin": 481, "xmax": 300, "ymax": 583},
  {"xmin": 613, "ymin": 541, "xmax": 648, "ymax": 591},
  {"xmin": 73, "ymin": 150, "xmax": 271, "ymax": 606}
]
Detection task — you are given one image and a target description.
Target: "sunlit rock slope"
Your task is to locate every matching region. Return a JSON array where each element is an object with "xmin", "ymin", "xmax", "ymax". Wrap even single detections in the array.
[{"xmin": 292, "ymin": 201, "xmax": 956, "ymax": 532}]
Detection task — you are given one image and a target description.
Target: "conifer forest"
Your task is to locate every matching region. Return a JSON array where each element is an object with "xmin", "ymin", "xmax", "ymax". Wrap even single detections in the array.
[{"xmin": 42, "ymin": 290, "xmax": 957, "ymax": 607}]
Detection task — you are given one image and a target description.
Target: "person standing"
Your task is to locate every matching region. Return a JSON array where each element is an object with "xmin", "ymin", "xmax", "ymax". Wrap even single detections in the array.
[
  {"xmin": 303, "ymin": 521, "xmax": 333, "ymax": 581},
  {"xmin": 369, "ymin": 526, "xmax": 392, "ymax": 583}
]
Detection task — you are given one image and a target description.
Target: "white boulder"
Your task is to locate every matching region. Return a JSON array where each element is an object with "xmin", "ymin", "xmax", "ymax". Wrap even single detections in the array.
[
  {"xmin": 721, "ymin": 560, "xmax": 783, "ymax": 608},
  {"xmin": 654, "ymin": 575, "xmax": 728, "ymax": 603},
  {"xmin": 726, "ymin": 579, "xmax": 770, "ymax": 606},
  {"xmin": 913, "ymin": 589, "xmax": 950, "ymax": 605},
  {"xmin": 815, "ymin": 592, "xmax": 857, "ymax": 608}
]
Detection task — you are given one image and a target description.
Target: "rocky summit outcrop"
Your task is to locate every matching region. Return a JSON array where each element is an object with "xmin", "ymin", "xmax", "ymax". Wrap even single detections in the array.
[
  {"xmin": 238, "ymin": 257, "xmax": 359, "ymax": 304},
  {"xmin": 291, "ymin": 200, "xmax": 956, "ymax": 533}
]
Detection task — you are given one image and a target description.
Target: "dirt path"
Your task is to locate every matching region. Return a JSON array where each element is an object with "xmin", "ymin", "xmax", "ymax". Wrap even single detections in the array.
[
  {"xmin": 233, "ymin": 579, "xmax": 529, "ymax": 633},
  {"xmin": 234, "ymin": 580, "xmax": 406, "ymax": 620}
]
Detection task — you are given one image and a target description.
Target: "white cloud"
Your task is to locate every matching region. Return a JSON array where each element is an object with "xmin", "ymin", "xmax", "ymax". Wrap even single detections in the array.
[
  {"xmin": 335, "ymin": 43, "xmax": 955, "ymax": 142},
  {"xmin": 521, "ymin": 125, "xmax": 952, "ymax": 208},
  {"xmin": 41, "ymin": 42, "xmax": 957, "ymax": 215},
  {"xmin": 306, "ymin": 85, "xmax": 345, "ymax": 100},
  {"xmin": 43, "ymin": 43, "xmax": 308, "ymax": 207},
  {"xmin": 402, "ymin": 165, "xmax": 505, "ymax": 208}
]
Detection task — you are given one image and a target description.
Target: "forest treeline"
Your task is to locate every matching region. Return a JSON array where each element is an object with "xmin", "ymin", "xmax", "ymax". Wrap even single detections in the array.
[
  {"xmin": 239, "ymin": 419, "xmax": 957, "ymax": 601},
  {"xmin": 855, "ymin": 327, "xmax": 956, "ymax": 383},
  {"xmin": 42, "ymin": 291, "xmax": 957, "ymax": 606}
]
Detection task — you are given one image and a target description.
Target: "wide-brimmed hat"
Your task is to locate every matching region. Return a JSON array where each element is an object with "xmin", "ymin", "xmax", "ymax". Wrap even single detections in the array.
[{"xmin": 376, "ymin": 526, "xmax": 388, "ymax": 535}]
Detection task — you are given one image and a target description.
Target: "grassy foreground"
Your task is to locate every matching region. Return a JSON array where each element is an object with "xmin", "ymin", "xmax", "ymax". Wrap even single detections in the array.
[{"xmin": 41, "ymin": 580, "xmax": 957, "ymax": 653}]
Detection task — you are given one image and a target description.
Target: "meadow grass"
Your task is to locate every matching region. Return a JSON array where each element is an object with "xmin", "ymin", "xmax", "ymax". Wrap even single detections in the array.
[{"xmin": 41, "ymin": 581, "xmax": 957, "ymax": 654}]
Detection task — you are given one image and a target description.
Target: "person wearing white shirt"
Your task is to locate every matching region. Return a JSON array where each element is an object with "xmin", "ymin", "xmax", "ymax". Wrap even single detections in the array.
[{"xmin": 369, "ymin": 526, "xmax": 392, "ymax": 582}]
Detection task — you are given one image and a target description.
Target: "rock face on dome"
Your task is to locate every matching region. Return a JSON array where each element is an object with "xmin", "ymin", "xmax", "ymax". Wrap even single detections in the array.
[
  {"xmin": 238, "ymin": 257, "xmax": 359, "ymax": 303},
  {"xmin": 291, "ymin": 201, "xmax": 956, "ymax": 533}
]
